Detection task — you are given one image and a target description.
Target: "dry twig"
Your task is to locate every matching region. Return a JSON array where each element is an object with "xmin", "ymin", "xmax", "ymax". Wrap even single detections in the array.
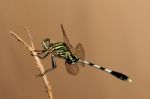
[{"xmin": 10, "ymin": 28, "xmax": 53, "ymax": 99}]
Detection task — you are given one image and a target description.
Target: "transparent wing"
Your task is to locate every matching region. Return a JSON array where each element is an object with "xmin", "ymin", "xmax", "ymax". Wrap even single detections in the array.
[
  {"xmin": 61, "ymin": 24, "xmax": 73, "ymax": 49},
  {"xmin": 74, "ymin": 43, "xmax": 85, "ymax": 67},
  {"xmin": 65, "ymin": 62, "xmax": 79, "ymax": 75}
]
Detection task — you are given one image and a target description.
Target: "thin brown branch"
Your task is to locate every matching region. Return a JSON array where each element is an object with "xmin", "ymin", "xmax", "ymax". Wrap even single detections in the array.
[
  {"xmin": 10, "ymin": 30, "xmax": 53, "ymax": 99},
  {"xmin": 24, "ymin": 27, "xmax": 35, "ymax": 49}
]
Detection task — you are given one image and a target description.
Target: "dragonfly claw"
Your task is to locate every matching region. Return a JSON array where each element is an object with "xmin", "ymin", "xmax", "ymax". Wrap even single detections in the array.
[
  {"xmin": 36, "ymin": 68, "xmax": 54, "ymax": 77},
  {"xmin": 36, "ymin": 73, "xmax": 44, "ymax": 77},
  {"xmin": 30, "ymin": 50, "xmax": 43, "ymax": 57},
  {"xmin": 36, "ymin": 73, "xmax": 45, "ymax": 77}
]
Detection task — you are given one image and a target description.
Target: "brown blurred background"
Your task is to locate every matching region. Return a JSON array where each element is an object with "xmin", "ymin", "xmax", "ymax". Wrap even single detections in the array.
[{"xmin": 0, "ymin": 0, "xmax": 149, "ymax": 99}]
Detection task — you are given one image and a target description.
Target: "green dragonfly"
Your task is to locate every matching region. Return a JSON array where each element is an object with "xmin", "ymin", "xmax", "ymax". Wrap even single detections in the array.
[{"xmin": 34, "ymin": 24, "xmax": 132, "ymax": 82}]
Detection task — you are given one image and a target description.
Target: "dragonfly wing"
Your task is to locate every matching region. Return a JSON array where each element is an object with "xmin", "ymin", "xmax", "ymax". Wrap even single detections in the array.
[
  {"xmin": 74, "ymin": 43, "xmax": 85, "ymax": 67},
  {"xmin": 61, "ymin": 24, "xmax": 73, "ymax": 49},
  {"xmin": 65, "ymin": 62, "xmax": 79, "ymax": 75}
]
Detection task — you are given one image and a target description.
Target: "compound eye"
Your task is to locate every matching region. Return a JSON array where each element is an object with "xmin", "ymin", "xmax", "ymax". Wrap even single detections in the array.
[{"xmin": 42, "ymin": 38, "xmax": 51, "ymax": 49}]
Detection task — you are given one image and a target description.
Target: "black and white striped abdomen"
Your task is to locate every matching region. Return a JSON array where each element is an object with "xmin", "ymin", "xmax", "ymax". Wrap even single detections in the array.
[{"xmin": 78, "ymin": 60, "xmax": 132, "ymax": 82}]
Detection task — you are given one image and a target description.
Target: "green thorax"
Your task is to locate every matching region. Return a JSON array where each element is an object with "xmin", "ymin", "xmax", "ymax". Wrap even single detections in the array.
[{"xmin": 51, "ymin": 42, "xmax": 79, "ymax": 64}]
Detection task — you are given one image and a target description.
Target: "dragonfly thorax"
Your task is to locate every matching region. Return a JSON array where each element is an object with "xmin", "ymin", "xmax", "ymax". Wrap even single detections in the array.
[
  {"xmin": 51, "ymin": 42, "xmax": 79, "ymax": 64},
  {"xmin": 42, "ymin": 38, "xmax": 53, "ymax": 50}
]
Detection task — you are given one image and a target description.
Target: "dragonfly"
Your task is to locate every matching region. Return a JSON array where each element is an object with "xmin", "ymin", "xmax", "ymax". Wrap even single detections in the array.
[{"xmin": 34, "ymin": 24, "xmax": 132, "ymax": 82}]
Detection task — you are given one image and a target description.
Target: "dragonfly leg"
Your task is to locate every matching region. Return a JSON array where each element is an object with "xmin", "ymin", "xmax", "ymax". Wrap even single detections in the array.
[
  {"xmin": 51, "ymin": 54, "xmax": 57, "ymax": 69},
  {"xmin": 31, "ymin": 49, "xmax": 50, "ymax": 59},
  {"xmin": 36, "ymin": 54, "xmax": 57, "ymax": 77},
  {"xmin": 36, "ymin": 68, "xmax": 54, "ymax": 77}
]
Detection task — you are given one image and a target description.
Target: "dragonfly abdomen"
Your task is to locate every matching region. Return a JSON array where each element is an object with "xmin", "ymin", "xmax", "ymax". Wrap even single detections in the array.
[
  {"xmin": 66, "ymin": 54, "xmax": 79, "ymax": 64},
  {"xmin": 79, "ymin": 60, "xmax": 132, "ymax": 82}
]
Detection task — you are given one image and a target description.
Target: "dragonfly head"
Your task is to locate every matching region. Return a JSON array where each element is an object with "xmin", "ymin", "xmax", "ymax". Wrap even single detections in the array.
[{"xmin": 42, "ymin": 38, "xmax": 52, "ymax": 50}]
